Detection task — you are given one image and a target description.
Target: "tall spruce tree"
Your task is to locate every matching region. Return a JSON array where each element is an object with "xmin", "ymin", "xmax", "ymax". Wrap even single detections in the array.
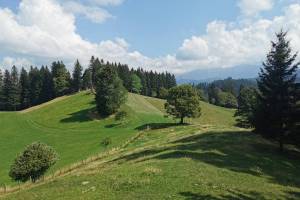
[
  {"xmin": 40, "ymin": 66, "xmax": 54, "ymax": 103},
  {"xmin": 72, "ymin": 59, "xmax": 83, "ymax": 92},
  {"xmin": 0, "ymin": 69, "xmax": 4, "ymax": 110},
  {"xmin": 2, "ymin": 70, "xmax": 12, "ymax": 110},
  {"xmin": 82, "ymin": 68, "xmax": 92, "ymax": 90},
  {"xmin": 10, "ymin": 66, "xmax": 21, "ymax": 111},
  {"xmin": 95, "ymin": 65, "xmax": 127, "ymax": 117},
  {"xmin": 256, "ymin": 30, "xmax": 299, "ymax": 151},
  {"xmin": 29, "ymin": 67, "xmax": 42, "ymax": 105},
  {"xmin": 20, "ymin": 68, "xmax": 31, "ymax": 109},
  {"xmin": 51, "ymin": 61, "xmax": 69, "ymax": 97}
]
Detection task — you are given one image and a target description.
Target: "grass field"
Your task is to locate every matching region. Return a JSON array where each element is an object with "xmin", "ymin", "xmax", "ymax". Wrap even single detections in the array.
[
  {"xmin": 1, "ymin": 92, "xmax": 300, "ymax": 200},
  {"xmin": 0, "ymin": 92, "xmax": 170, "ymax": 185}
]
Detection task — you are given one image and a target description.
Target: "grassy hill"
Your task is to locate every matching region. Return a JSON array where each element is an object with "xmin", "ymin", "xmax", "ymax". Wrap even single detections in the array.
[{"xmin": 1, "ymin": 92, "xmax": 300, "ymax": 199}]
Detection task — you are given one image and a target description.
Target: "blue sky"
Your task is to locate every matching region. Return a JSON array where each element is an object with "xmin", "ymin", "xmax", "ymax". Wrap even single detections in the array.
[{"xmin": 0, "ymin": 0, "xmax": 299, "ymax": 76}]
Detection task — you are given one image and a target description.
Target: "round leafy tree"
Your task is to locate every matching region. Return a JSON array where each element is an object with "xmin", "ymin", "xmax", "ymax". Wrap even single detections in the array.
[
  {"xmin": 165, "ymin": 85, "xmax": 201, "ymax": 124},
  {"xmin": 9, "ymin": 142, "xmax": 58, "ymax": 182}
]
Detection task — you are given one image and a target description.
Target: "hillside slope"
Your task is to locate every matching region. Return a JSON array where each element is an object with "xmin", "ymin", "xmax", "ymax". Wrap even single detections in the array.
[{"xmin": 1, "ymin": 92, "xmax": 300, "ymax": 200}]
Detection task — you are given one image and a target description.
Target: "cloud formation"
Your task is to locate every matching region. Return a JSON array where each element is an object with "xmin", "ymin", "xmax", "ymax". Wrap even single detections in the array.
[
  {"xmin": 238, "ymin": 0, "xmax": 274, "ymax": 16},
  {"xmin": 0, "ymin": 0, "xmax": 300, "ymax": 75}
]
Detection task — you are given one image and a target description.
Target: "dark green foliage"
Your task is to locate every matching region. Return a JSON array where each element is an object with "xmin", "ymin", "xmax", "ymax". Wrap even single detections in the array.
[
  {"xmin": 1, "ymin": 66, "xmax": 21, "ymax": 111},
  {"xmin": 130, "ymin": 74, "xmax": 142, "ymax": 94},
  {"xmin": 158, "ymin": 87, "xmax": 169, "ymax": 99},
  {"xmin": 217, "ymin": 91, "xmax": 238, "ymax": 108},
  {"xmin": 0, "ymin": 58, "xmax": 176, "ymax": 111},
  {"xmin": 82, "ymin": 68, "xmax": 92, "ymax": 90},
  {"xmin": 101, "ymin": 137, "xmax": 112, "ymax": 147},
  {"xmin": 40, "ymin": 66, "xmax": 54, "ymax": 103},
  {"xmin": 0, "ymin": 69, "xmax": 4, "ymax": 110},
  {"xmin": 72, "ymin": 60, "xmax": 83, "ymax": 92},
  {"xmin": 165, "ymin": 85, "xmax": 201, "ymax": 124},
  {"xmin": 235, "ymin": 86, "xmax": 258, "ymax": 127},
  {"xmin": 115, "ymin": 111, "xmax": 127, "ymax": 121},
  {"xmin": 51, "ymin": 61, "xmax": 70, "ymax": 97},
  {"xmin": 196, "ymin": 78, "xmax": 256, "ymax": 108},
  {"xmin": 20, "ymin": 68, "xmax": 31, "ymax": 109},
  {"xmin": 95, "ymin": 65, "xmax": 127, "ymax": 117},
  {"xmin": 9, "ymin": 142, "xmax": 58, "ymax": 183},
  {"xmin": 255, "ymin": 30, "xmax": 299, "ymax": 151}
]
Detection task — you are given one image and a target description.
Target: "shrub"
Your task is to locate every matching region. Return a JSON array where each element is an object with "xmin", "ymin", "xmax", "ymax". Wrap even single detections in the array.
[
  {"xmin": 115, "ymin": 111, "xmax": 127, "ymax": 121},
  {"xmin": 101, "ymin": 137, "xmax": 112, "ymax": 147},
  {"xmin": 9, "ymin": 142, "xmax": 58, "ymax": 182}
]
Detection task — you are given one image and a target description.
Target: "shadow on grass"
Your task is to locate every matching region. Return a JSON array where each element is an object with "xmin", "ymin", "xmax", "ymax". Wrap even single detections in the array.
[
  {"xmin": 60, "ymin": 108, "xmax": 96, "ymax": 123},
  {"xmin": 105, "ymin": 123, "xmax": 121, "ymax": 128},
  {"xmin": 135, "ymin": 122, "xmax": 188, "ymax": 131},
  {"xmin": 113, "ymin": 130, "xmax": 300, "ymax": 188},
  {"xmin": 179, "ymin": 190, "xmax": 269, "ymax": 200}
]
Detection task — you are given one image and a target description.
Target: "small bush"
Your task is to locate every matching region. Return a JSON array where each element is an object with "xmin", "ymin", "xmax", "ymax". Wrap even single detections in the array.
[
  {"xmin": 9, "ymin": 142, "xmax": 58, "ymax": 183},
  {"xmin": 101, "ymin": 137, "xmax": 112, "ymax": 147},
  {"xmin": 115, "ymin": 111, "xmax": 127, "ymax": 121}
]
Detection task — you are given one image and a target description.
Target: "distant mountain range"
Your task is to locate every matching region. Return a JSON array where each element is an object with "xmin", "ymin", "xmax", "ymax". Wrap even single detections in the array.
[{"xmin": 177, "ymin": 65, "xmax": 300, "ymax": 84}]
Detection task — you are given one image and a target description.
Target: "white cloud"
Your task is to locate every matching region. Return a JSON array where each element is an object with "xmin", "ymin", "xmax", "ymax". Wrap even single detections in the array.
[
  {"xmin": 238, "ymin": 0, "xmax": 274, "ymax": 16},
  {"xmin": 89, "ymin": 0, "xmax": 124, "ymax": 6},
  {"xmin": 172, "ymin": 3, "xmax": 300, "ymax": 73},
  {"xmin": 63, "ymin": 1, "xmax": 113, "ymax": 23},
  {"xmin": 1, "ymin": 0, "xmax": 300, "ymax": 75},
  {"xmin": 1, "ymin": 57, "xmax": 32, "ymax": 70}
]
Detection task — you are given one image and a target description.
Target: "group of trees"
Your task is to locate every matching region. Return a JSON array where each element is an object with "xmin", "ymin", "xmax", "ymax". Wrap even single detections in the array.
[
  {"xmin": 196, "ymin": 78, "xmax": 256, "ymax": 108},
  {"xmin": 84, "ymin": 56, "xmax": 176, "ymax": 98},
  {"xmin": 0, "ymin": 61, "xmax": 81, "ymax": 111},
  {"xmin": 0, "ymin": 57, "xmax": 176, "ymax": 111},
  {"xmin": 236, "ymin": 31, "xmax": 300, "ymax": 151}
]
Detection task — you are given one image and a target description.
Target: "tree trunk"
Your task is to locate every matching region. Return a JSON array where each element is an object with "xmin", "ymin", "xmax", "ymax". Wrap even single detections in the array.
[
  {"xmin": 180, "ymin": 116, "xmax": 184, "ymax": 124},
  {"xmin": 279, "ymin": 132, "xmax": 284, "ymax": 152}
]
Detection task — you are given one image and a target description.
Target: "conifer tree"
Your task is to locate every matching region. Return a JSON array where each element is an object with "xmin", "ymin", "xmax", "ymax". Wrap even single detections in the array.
[
  {"xmin": 0, "ymin": 69, "xmax": 4, "ymax": 110},
  {"xmin": 82, "ymin": 68, "xmax": 92, "ymax": 90},
  {"xmin": 10, "ymin": 66, "xmax": 21, "ymax": 110},
  {"xmin": 20, "ymin": 68, "xmax": 31, "ymax": 109},
  {"xmin": 51, "ymin": 61, "xmax": 69, "ymax": 97},
  {"xmin": 256, "ymin": 30, "xmax": 299, "ymax": 151},
  {"xmin": 95, "ymin": 65, "xmax": 127, "ymax": 117},
  {"xmin": 72, "ymin": 59, "xmax": 83, "ymax": 92},
  {"xmin": 2, "ymin": 70, "xmax": 12, "ymax": 110}
]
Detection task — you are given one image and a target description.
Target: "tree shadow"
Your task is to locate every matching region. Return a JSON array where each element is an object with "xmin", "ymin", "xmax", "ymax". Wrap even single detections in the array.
[
  {"xmin": 113, "ymin": 130, "xmax": 300, "ymax": 188},
  {"xmin": 105, "ymin": 123, "xmax": 121, "ymax": 128},
  {"xmin": 60, "ymin": 108, "xmax": 95, "ymax": 123},
  {"xmin": 179, "ymin": 190, "xmax": 268, "ymax": 200},
  {"xmin": 135, "ymin": 122, "xmax": 188, "ymax": 131}
]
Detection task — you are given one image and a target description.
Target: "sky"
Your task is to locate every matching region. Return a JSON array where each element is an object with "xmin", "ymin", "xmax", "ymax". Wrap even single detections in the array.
[{"xmin": 0, "ymin": 0, "xmax": 300, "ymax": 76}]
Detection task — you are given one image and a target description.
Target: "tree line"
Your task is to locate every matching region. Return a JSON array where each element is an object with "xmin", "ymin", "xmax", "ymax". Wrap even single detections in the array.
[
  {"xmin": 195, "ymin": 78, "xmax": 256, "ymax": 108},
  {"xmin": 0, "ymin": 57, "xmax": 176, "ymax": 111}
]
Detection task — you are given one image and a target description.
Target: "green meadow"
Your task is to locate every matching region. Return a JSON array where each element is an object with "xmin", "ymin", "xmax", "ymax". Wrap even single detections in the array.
[{"xmin": 1, "ymin": 92, "xmax": 300, "ymax": 199}]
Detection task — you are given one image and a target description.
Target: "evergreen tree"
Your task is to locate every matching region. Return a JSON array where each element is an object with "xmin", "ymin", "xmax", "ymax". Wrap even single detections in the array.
[
  {"xmin": 95, "ymin": 66, "xmax": 127, "ymax": 117},
  {"xmin": 20, "ymin": 68, "xmax": 31, "ymax": 109},
  {"xmin": 82, "ymin": 68, "xmax": 92, "ymax": 90},
  {"xmin": 51, "ymin": 61, "xmax": 69, "ymax": 97},
  {"xmin": 29, "ymin": 67, "xmax": 42, "ymax": 105},
  {"xmin": 235, "ymin": 86, "xmax": 258, "ymax": 127},
  {"xmin": 256, "ymin": 30, "xmax": 299, "ymax": 151},
  {"xmin": 40, "ymin": 66, "xmax": 54, "ymax": 103},
  {"xmin": 0, "ymin": 69, "xmax": 3, "ymax": 110},
  {"xmin": 2, "ymin": 70, "xmax": 11, "ymax": 110},
  {"xmin": 9, "ymin": 66, "xmax": 21, "ymax": 110},
  {"xmin": 72, "ymin": 59, "xmax": 83, "ymax": 92}
]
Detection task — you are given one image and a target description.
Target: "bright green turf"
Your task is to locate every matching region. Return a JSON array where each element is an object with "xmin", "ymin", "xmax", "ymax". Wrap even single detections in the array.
[
  {"xmin": 0, "ymin": 92, "xmax": 170, "ymax": 185},
  {"xmin": 1, "ymin": 92, "xmax": 300, "ymax": 200}
]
